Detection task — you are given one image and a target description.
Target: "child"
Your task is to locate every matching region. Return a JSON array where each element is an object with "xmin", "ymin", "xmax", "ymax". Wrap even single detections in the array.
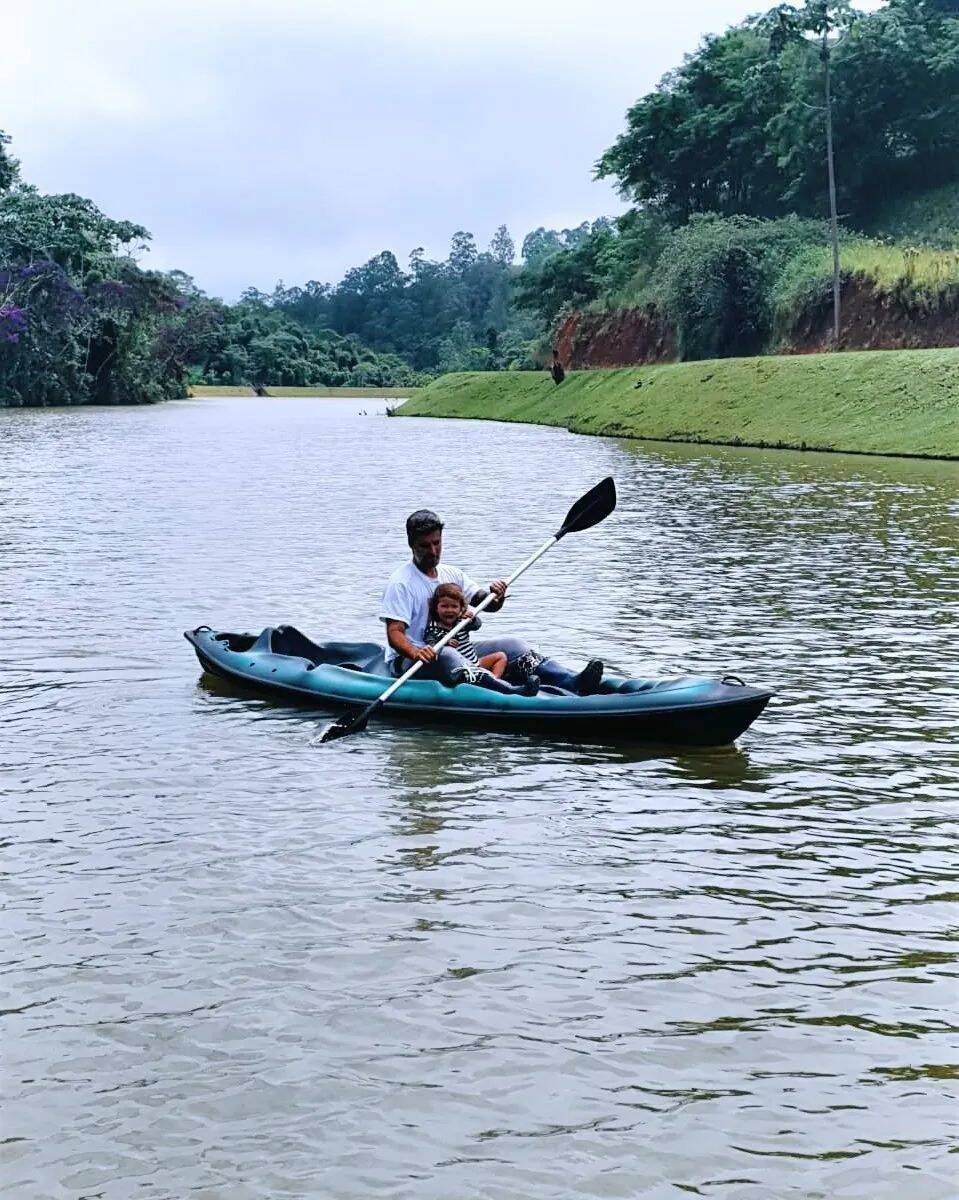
[{"xmin": 425, "ymin": 583, "xmax": 540, "ymax": 696}]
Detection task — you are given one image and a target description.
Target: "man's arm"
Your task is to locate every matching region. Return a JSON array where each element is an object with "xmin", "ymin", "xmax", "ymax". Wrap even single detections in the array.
[
  {"xmin": 385, "ymin": 619, "xmax": 436, "ymax": 664},
  {"xmin": 470, "ymin": 580, "xmax": 508, "ymax": 612}
]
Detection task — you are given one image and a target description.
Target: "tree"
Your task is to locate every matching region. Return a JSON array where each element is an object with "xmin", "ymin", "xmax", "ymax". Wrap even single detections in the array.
[
  {"xmin": 489, "ymin": 225, "xmax": 515, "ymax": 265},
  {"xmin": 447, "ymin": 231, "xmax": 478, "ymax": 275},
  {"xmin": 167, "ymin": 269, "xmax": 203, "ymax": 299},
  {"xmin": 0, "ymin": 131, "xmax": 19, "ymax": 194},
  {"xmin": 521, "ymin": 227, "xmax": 566, "ymax": 265}
]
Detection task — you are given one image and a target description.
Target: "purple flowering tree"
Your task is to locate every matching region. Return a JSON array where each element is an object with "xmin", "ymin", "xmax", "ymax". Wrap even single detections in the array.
[{"xmin": 0, "ymin": 132, "xmax": 186, "ymax": 406}]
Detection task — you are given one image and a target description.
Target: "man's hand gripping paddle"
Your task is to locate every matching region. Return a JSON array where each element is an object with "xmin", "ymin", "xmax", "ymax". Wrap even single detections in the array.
[{"xmin": 318, "ymin": 476, "xmax": 616, "ymax": 745}]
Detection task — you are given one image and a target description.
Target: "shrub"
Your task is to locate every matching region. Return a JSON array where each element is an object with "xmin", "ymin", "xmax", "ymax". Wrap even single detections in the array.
[{"xmin": 651, "ymin": 213, "xmax": 828, "ymax": 359}]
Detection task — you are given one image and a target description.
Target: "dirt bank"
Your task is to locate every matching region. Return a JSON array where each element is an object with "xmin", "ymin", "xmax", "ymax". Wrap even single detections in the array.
[
  {"xmin": 783, "ymin": 280, "xmax": 959, "ymax": 353},
  {"xmin": 551, "ymin": 283, "xmax": 958, "ymax": 368},
  {"xmin": 554, "ymin": 306, "xmax": 675, "ymax": 368}
]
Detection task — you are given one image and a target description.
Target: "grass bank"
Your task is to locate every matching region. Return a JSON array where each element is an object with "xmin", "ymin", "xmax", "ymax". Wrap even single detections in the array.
[
  {"xmin": 399, "ymin": 350, "xmax": 959, "ymax": 459},
  {"xmin": 189, "ymin": 385, "xmax": 422, "ymax": 398}
]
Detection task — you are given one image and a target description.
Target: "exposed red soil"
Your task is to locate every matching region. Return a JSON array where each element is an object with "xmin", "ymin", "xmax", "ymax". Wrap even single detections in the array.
[
  {"xmin": 783, "ymin": 280, "xmax": 959, "ymax": 353},
  {"xmin": 554, "ymin": 305, "xmax": 675, "ymax": 368},
  {"xmin": 552, "ymin": 283, "xmax": 957, "ymax": 368}
]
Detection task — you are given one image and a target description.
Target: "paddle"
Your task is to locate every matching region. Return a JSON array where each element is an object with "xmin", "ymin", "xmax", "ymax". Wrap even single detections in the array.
[{"xmin": 318, "ymin": 476, "xmax": 616, "ymax": 745}]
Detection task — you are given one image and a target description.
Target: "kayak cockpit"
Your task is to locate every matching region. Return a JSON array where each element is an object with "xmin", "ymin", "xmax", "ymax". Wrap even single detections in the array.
[{"xmin": 211, "ymin": 625, "xmax": 389, "ymax": 674}]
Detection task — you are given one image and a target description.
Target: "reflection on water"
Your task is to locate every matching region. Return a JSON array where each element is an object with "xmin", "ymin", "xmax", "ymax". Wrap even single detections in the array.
[{"xmin": 1, "ymin": 398, "xmax": 957, "ymax": 1199}]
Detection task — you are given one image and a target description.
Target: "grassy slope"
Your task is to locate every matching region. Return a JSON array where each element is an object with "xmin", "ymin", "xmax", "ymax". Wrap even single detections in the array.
[
  {"xmin": 400, "ymin": 350, "xmax": 959, "ymax": 459},
  {"xmin": 189, "ymin": 385, "xmax": 422, "ymax": 398}
]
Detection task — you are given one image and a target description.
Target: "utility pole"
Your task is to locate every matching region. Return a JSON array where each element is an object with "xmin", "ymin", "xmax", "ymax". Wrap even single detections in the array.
[{"xmin": 822, "ymin": 15, "xmax": 841, "ymax": 346}]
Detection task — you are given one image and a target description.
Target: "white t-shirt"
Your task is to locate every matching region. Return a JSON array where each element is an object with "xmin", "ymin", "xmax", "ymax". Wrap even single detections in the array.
[{"xmin": 379, "ymin": 560, "xmax": 482, "ymax": 664}]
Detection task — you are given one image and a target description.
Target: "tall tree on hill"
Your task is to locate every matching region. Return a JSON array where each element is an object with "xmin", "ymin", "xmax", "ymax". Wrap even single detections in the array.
[
  {"xmin": 447, "ymin": 231, "xmax": 478, "ymax": 275},
  {"xmin": 489, "ymin": 224, "xmax": 515, "ymax": 266}
]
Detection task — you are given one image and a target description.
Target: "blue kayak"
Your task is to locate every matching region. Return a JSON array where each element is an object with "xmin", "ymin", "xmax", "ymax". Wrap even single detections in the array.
[{"xmin": 185, "ymin": 625, "xmax": 771, "ymax": 746}]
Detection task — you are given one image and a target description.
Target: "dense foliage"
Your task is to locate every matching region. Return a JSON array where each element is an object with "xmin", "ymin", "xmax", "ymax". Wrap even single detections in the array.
[
  {"xmin": 250, "ymin": 226, "xmax": 544, "ymax": 374},
  {"xmin": 161, "ymin": 273, "xmax": 422, "ymax": 389},
  {"xmin": 649, "ymin": 215, "xmax": 833, "ymax": 359},
  {"xmin": 596, "ymin": 0, "xmax": 959, "ymax": 226},
  {"xmin": 0, "ymin": 136, "xmax": 430, "ymax": 405},
  {"xmin": 863, "ymin": 183, "xmax": 959, "ymax": 248},
  {"xmin": 0, "ymin": 171, "xmax": 188, "ymax": 405},
  {"xmin": 514, "ymin": 213, "xmax": 669, "ymax": 323}
]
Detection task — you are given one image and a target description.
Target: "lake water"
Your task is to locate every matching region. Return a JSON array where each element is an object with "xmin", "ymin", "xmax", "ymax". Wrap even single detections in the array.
[{"xmin": 2, "ymin": 396, "xmax": 957, "ymax": 1199}]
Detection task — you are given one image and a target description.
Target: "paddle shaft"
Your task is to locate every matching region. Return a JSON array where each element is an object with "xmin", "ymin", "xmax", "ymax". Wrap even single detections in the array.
[{"xmin": 374, "ymin": 533, "xmax": 559, "ymax": 707}]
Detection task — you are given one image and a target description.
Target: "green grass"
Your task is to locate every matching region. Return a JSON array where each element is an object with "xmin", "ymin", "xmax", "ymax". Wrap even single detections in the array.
[
  {"xmin": 189, "ymin": 385, "xmax": 422, "ymax": 398},
  {"xmin": 778, "ymin": 241, "xmax": 959, "ymax": 309},
  {"xmin": 399, "ymin": 351, "xmax": 959, "ymax": 459}
]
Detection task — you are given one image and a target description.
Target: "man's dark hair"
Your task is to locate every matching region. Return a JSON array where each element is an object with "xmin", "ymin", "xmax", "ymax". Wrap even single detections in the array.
[{"xmin": 406, "ymin": 508, "xmax": 444, "ymax": 545}]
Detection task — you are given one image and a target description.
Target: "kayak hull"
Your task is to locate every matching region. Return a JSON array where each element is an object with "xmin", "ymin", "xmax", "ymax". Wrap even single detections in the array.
[{"xmin": 184, "ymin": 625, "xmax": 772, "ymax": 747}]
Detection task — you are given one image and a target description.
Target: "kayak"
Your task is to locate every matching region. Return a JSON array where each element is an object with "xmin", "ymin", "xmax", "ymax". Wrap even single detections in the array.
[{"xmin": 185, "ymin": 624, "xmax": 772, "ymax": 747}]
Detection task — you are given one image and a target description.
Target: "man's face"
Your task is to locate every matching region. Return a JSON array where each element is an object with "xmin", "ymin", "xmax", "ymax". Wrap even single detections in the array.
[{"xmin": 411, "ymin": 528, "xmax": 443, "ymax": 571}]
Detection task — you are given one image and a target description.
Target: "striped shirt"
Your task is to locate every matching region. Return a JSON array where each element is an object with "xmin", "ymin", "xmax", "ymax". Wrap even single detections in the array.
[{"xmin": 425, "ymin": 620, "xmax": 479, "ymax": 663}]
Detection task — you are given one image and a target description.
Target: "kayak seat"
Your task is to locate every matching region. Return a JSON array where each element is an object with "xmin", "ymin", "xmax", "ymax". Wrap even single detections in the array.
[
  {"xmin": 214, "ymin": 632, "xmax": 257, "ymax": 653},
  {"xmin": 270, "ymin": 625, "xmax": 388, "ymax": 675}
]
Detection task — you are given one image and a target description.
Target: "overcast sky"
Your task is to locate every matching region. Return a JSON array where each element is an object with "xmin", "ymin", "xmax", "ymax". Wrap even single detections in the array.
[{"xmin": 5, "ymin": 1, "xmax": 884, "ymax": 299}]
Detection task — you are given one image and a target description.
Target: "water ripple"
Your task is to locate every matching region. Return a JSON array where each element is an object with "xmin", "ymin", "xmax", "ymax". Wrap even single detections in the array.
[{"xmin": 1, "ymin": 399, "xmax": 956, "ymax": 1199}]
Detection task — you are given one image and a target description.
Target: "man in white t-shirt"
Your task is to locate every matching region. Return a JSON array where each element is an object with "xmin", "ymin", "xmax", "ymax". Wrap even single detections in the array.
[{"xmin": 379, "ymin": 508, "xmax": 604, "ymax": 694}]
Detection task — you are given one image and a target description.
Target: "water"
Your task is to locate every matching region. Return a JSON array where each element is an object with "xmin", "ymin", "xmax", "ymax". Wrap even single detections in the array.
[{"xmin": 2, "ymin": 397, "xmax": 957, "ymax": 1199}]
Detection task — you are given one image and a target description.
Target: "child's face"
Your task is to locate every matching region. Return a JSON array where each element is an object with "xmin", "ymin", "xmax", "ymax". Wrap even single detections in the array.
[{"xmin": 435, "ymin": 595, "xmax": 464, "ymax": 627}]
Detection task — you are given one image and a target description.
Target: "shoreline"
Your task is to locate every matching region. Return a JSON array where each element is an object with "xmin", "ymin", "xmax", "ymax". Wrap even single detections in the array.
[
  {"xmin": 188, "ymin": 385, "xmax": 421, "ymax": 399},
  {"xmin": 397, "ymin": 350, "xmax": 959, "ymax": 461}
]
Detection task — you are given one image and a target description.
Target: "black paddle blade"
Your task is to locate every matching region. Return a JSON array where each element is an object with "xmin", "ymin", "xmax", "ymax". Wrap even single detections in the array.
[
  {"xmin": 318, "ymin": 697, "xmax": 382, "ymax": 744},
  {"xmin": 556, "ymin": 476, "xmax": 616, "ymax": 538},
  {"xmin": 318, "ymin": 716, "xmax": 363, "ymax": 743}
]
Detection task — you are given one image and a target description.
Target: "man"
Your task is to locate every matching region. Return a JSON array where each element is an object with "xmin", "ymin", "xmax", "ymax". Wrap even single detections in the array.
[{"xmin": 379, "ymin": 508, "xmax": 603, "ymax": 693}]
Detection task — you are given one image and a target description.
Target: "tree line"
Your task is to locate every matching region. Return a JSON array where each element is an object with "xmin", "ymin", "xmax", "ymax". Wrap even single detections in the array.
[
  {"xmin": 2, "ymin": 0, "xmax": 956, "ymax": 405},
  {"xmin": 0, "ymin": 135, "xmax": 428, "ymax": 405}
]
